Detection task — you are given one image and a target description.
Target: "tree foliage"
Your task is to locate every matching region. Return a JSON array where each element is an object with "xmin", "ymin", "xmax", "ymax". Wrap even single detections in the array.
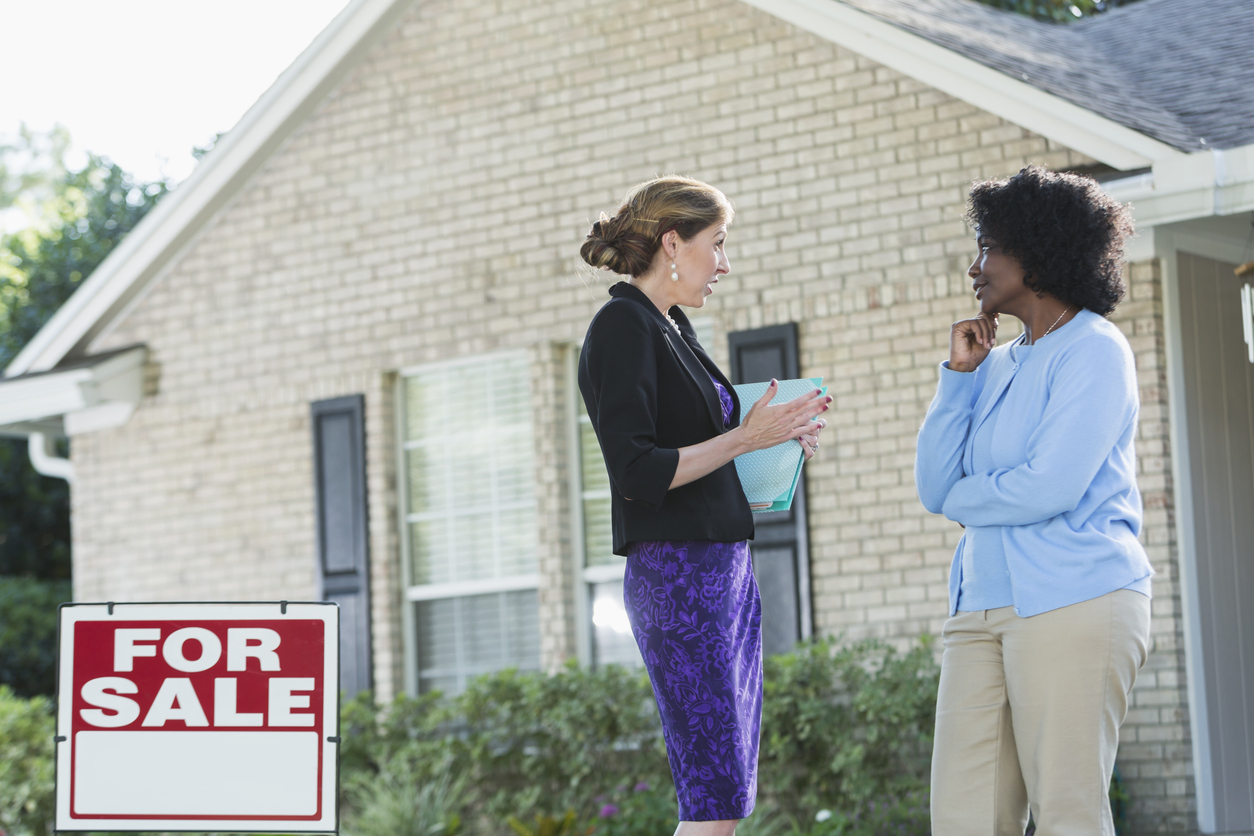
[
  {"xmin": 973, "ymin": 0, "xmax": 1141, "ymax": 22},
  {"xmin": 0, "ymin": 130, "xmax": 168, "ymax": 369},
  {"xmin": 0, "ymin": 686, "xmax": 55, "ymax": 836},
  {"xmin": 0, "ymin": 127, "xmax": 167, "ymax": 696}
]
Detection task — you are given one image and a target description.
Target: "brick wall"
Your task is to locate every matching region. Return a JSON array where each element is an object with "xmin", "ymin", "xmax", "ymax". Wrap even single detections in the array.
[
  {"xmin": 1110, "ymin": 259, "xmax": 1196, "ymax": 835},
  {"xmin": 78, "ymin": 0, "xmax": 1190, "ymax": 830}
]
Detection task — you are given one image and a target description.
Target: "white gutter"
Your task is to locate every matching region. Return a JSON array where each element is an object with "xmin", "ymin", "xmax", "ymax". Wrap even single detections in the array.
[
  {"xmin": 1101, "ymin": 143, "xmax": 1254, "ymax": 229},
  {"xmin": 5, "ymin": 0, "xmax": 417, "ymax": 378},
  {"xmin": 743, "ymin": 0, "xmax": 1186, "ymax": 171},
  {"xmin": 0, "ymin": 345, "xmax": 148, "ymax": 482},
  {"xmin": 29, "ymin": 432, "xmax": 74, "ymax": 484}
]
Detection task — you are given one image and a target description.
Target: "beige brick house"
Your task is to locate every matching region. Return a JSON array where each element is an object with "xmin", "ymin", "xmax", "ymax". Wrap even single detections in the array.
[{"xmin": 1, "ymin": 0, "xmax": 1251, "ymax": 832}]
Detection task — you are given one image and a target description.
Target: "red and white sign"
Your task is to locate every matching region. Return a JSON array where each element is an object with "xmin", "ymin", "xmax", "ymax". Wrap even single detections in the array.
[{"xmin": 55, "ymin": 603, "xmax": 339, "ymax": 833}]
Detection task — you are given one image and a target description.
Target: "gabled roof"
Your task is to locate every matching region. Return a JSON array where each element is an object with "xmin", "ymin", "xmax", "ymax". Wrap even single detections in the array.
[
  {"xmin": 3, "ymin": 0, "xmax": 416, "ymax": 379},
  {"xmin": 3, "ymin": 0, "xmax": 1248, "ymax": 384},
  {"xmin": 838, "ymin": 0, "xmax": 1254, "ymax": 153}
]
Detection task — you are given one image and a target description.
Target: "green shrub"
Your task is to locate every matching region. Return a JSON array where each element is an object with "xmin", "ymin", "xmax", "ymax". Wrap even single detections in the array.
[
  {"xmin": 507, "ymin": 810, "xmax": 591, "ymax": 836},
  {"xmin": 342, "ymin": 753, "xmax": 467, "ymax": 836},
  {"xmin": 805, "ymin": 790, "xmax": 931, "ymax": 836},
  {"xmin": 453, "ymin": 661, "xmax": 671, "ymax": 825},
  {"xmin": 0, "ymin": 637, "xmax": 940, "ymax": 836},
  {"xmin": 584, "ymin": 781, "xmax": 678, "ymax": 836},
  {"xmin": 0, "ymin": 685, "xmax": 55, "ymax": 836},
  {"xmin": 0, "ymin": 577, "xmax": 70, "ymax": 697},
  {"xmin": 337, "ymin": 639, "xmax": 939, "ymax": 833},
  {"xmin": 759, "ymin": 638, "xmax": 939, "ymax": 820},
  {"xmin": 339, "ymin": 688, "xmax": 455, "ymax": 791},
  {"xmin": 735, "ymin": 801, "xmax": 790, "ymax": 836}
]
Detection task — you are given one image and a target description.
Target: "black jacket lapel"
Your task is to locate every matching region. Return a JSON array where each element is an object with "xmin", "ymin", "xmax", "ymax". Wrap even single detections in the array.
[{"xmin": 607, "ymin": 283, "xmax": 727, "ymax": 434}]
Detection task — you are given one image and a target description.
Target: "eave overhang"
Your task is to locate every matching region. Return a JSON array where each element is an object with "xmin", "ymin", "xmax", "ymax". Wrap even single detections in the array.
[{"xmin": 0, "ymin": 345, "xmax": 147, "ymax": 439}]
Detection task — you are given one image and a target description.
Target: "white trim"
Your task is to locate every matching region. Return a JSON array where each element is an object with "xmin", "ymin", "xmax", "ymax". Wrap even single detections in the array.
[
  {"xmin": 744, "ymin": 0, "xmax": 1184, "ymax": 170},
  {"xmin": 1156, "ymin": 233, "xmax": 1214, "ymax": 833},
  {"xmin": 0, "ymin": 346, "xmax": 146, "ymax": 433},
  {"xmin": 395, "ymin": 372, "xmax": 419, "ymax": 696},
  {"xmin": 1150, "ymin": 225, "xmax": 1254, "ymax": 835},
  {"xmin": 404, "ymin": 574, "xmax": 540, "ymax": 602},
  {"xmin": 1101, "ymin": 145, "xmax": 1254, "ymax": 230},
  {"xmin": 28, "ymin": 432, "xmax": 74, "ymax": 483},
  {"xmin": 396, "ymin": 348, "xmax": 525, "ymax": 379},
  {"xmin": 5, "ymin": 0, "xmax": 418, "ymax": 378},
  {"xmin": 565, "ymin": 345, "xmax": 593, "ymax": 667},
  {"xmin": 1160, "ymin": 229, "xmax": 1251, "ymax": 269}
]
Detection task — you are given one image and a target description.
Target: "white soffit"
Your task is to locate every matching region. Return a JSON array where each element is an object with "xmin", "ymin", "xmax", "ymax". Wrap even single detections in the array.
[
  {"xmin": 0, "ymin": 346, "xmax": 147, "ymax": 436},
  {"xmin": 744, "ymin": 0, "xmax": 1185, "ymax": 171},
  {"xmin": 4, "ymin": 0, "xmax": 417, "ymax": 379}
]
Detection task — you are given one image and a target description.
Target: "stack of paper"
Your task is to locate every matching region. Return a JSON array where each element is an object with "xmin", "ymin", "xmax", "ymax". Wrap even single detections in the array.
[{"xmin": 732, "ymin": 378, "xmax": 826, "ymax": 513}]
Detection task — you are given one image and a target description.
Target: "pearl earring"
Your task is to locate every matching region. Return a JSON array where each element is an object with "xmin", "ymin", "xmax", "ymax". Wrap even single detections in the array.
[{"xmin": 670, "ymin": 262, "xmax": 679, "ymax": 282}]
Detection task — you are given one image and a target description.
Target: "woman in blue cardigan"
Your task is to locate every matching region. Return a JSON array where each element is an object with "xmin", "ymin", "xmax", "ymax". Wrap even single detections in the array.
[{"xmin": 915, "ymin": 166, "xmax": 1153, "ymax": 836}]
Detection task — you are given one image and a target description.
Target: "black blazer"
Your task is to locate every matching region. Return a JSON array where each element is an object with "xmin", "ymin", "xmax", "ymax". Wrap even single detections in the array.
[{"xmin": 578, "ymin": 282, "xmax": 754, "ymax": 555}]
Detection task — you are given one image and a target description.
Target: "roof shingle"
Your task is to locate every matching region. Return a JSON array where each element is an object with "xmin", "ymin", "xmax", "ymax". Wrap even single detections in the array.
[{"xmin": 835, "ymin": 0, "xmax": 1254, "ymax": 152}]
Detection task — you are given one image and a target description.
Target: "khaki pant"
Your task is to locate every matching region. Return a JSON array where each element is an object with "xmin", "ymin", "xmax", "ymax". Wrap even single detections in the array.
[{"xmin": 930, "ymin": 589, "xmax": 1151, "ymax": 836}]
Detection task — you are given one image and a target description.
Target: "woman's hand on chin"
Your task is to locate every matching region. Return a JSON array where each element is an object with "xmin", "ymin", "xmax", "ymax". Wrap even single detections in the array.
[
  {"xmin": 738, "ymin": 380, "xmax": 830, "ymax": 453},
  {"xmin": 949, "ymin": 312, "xmax": 999, "ymax": 373}
]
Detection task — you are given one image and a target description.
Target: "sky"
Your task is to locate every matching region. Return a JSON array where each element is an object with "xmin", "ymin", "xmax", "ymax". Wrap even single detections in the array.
[{"xmin": 1, "ymin": 0, "xmax": 355, "ymax": 185}]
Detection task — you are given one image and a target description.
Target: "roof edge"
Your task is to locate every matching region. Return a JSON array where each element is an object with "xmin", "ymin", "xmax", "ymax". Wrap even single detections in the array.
[
  {"xmin": 5, "ymin": 0, "xmax": 418, "ymax": 378},
  {"xmin": 0, "ymin": 345, "xmax": 147, "ymax": 433},
  {"xmin": 744, "ymin": 0, "xmax": 1186, "ymax": 170}
]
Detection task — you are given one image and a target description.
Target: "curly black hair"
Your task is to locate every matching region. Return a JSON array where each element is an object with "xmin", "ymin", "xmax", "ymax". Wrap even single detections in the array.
[{"xmin": 965, "ymin": 165, "xmax": 1135, "ymax": 316}]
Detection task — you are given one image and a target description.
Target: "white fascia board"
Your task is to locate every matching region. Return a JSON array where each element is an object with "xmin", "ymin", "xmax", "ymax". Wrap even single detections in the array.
[
  {"xmin": 744, "ymin": 0, "xmax": 1184, "ymax": 170},
  {"xmin": 0, "ymin": 369, "xmax": 96, "ymax": 424},
  {"xmin": 1215, "ymin": 143, "xmax": 1254, "ymax": 216},
  {"xmin": 5, "ymin": 0, "xmax": 417, "ymax": 379},
  {"xmin": 1103, "ymin": 143, "xmax": 1254, "ymax": 229},
  {"xmin": 0, "ymin": 346, "xmax": 146, "ymax": 430}
]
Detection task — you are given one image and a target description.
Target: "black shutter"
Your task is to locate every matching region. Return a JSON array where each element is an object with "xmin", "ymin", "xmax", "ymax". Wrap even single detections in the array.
[
  {"xmin": 311, "ymin": 395, "xmax": 372, "ymax": 697},
  {"xmin": 728, "ymin": 323, "xmax": 813, "ymax": 655}
]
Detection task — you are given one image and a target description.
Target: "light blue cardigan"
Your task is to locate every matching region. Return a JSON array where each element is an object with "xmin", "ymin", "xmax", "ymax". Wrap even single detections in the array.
[{"xmin": 915, "ymin": 309, "xmax": 1153, "ymax": 617}]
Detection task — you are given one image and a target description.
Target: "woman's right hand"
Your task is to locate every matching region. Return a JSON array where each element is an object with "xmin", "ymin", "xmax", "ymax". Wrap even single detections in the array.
[
  {"xmin": 739, "ymin": 380, "xmax": 830, "ymax": 452},
  {"xmin": 949, "ymin": 312, "xmax": 998, "ymax": 373}
]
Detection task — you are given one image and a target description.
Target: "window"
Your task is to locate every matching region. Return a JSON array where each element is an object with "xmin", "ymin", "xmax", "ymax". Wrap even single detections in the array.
[
  {"xmin": 399, "ymin": 352, "xmax": 540, "ymax": 694},
  {"xmin": 570, "ymin": 319, "xmax": 714, "ymax": 668}
]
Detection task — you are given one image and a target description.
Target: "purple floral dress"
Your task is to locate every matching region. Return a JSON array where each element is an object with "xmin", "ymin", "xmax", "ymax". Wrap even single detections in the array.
[{"xmin": 624, "ymin": 377, "xmax": 763, "ymax": 822}]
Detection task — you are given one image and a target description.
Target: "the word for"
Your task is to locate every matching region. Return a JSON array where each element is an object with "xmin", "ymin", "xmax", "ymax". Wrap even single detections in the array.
[{"xmin": 79, "ymin": 627, "xmax": 315, "ymax": 729}]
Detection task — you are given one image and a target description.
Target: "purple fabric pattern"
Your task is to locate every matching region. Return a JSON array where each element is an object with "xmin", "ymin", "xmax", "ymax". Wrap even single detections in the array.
[
  {"xmin": 624, "ymin": 539, "xmax": 762, "ymax": 821},
  {"xmin": 621, "ymin": 375, "xmax": 762, "ymax": 821},
  {"xmin": 712, "ymin": 378, "xmax": 734, "ymax": 430}
]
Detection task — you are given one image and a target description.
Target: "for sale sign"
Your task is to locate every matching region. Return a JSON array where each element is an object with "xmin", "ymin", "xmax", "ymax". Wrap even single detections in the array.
[{"xmin": 55, "ymin": 602, "xmax": 339, "ymax": 833}]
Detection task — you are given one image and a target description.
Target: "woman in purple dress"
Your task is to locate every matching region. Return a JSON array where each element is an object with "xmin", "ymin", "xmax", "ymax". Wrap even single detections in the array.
[{"xmin": 577, "ymin": 176, "xmax": 830, "ymax": 835}]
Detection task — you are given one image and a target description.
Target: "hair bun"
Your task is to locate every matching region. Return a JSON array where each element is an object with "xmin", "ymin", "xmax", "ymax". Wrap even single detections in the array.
[
  {"xmin": 580, "ymin": 177, "xmax": 734, "ymax": 278},
  {"xmin": 581, "ymin": 212, "xmax": 650, "ymax": 276}
]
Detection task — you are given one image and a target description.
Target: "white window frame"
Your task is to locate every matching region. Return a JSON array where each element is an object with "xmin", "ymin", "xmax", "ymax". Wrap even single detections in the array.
[{"xmin": 397, "ymin": 350, "xmax": 541, "ymax": 695}]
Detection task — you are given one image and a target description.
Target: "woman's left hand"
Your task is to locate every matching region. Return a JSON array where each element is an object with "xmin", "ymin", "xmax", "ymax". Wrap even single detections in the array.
[{"xmin": 799, "ymin": 418, "xmax": 827, "ymax": 461}]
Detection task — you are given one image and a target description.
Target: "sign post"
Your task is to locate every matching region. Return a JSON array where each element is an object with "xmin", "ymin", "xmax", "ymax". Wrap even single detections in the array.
[{"xmin": 55, "ymin": 602, "xmax": 339, "ymax": 833}]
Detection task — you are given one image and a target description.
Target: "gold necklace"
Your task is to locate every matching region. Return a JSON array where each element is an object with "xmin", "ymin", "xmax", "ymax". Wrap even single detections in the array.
[{"xmin": 1036, "ymin": 306, "xmax": 1074, "ymax": 342}]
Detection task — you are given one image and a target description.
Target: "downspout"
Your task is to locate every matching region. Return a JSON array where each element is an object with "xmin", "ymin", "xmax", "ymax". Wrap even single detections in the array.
[{"xmin": 29, "ymin": 431, "xmax": 74, "ymax": 484}]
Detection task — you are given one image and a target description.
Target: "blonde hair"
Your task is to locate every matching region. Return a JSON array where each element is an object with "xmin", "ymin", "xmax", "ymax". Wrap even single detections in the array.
[{"xmin": 580, "ymin": 176, "xmax": 734, "ymax": 277}]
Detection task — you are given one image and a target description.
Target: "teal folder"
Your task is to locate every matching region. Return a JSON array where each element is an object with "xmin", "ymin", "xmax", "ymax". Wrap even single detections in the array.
[{"xmin": 732, "ymin": 378, "xmax": 825, "ymax": 513}]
